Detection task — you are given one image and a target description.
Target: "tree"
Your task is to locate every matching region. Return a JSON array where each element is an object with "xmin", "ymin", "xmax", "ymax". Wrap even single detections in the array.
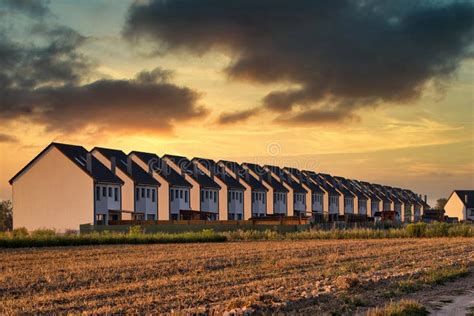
[
  {"xmin": 435, "ymin": 198, "xmax": 448, "ymax": 211},
  {"xmin": 0, "ymin": 200, "xmax": 13, "ymax": 232}
]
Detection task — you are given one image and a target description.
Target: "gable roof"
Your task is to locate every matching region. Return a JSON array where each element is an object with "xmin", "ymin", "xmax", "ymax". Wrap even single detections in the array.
[
  {"xmin": 243, "ymin": 163, "xmax": 288, "ymax": 192},
  {"xmin": 265, "ymin": 165, "xmax": 307, "ymax": 193},
  {"xmin": 320, "ymin": 173, "xmax": 355, "ymax": 197},
  {"xmin": 453, "ymin": 190, "xmax": 474, "ymax": 208},
  {"xmin": 219, "ymin": 160, "xmax": 267, "ymax": 191},
  {"xmin": 349, "ymin": 179, "xmax": 379, "ymax": 200},
  {"xmin": 93, "ymin": 147, "xmax": 159, "ymax": 186},
  {"xmin": 193, "ymin": 158, "xmax": 245, "ymax": 190},
  {"xmin": 10, "ymin": 143, "xmax": 124, "ymax": 185},
  {"xmin": 163, "ymin": 154, "xmax": 220, "ymax": 189},
  {"xmin": 370, "ymin": 184, "xmax": 393, "ymax": 203},
  {"xmin": 285, "ymin": 167, "xmax": 325, "ymax": 193},
  {"xmin": 304, "ymin": 171, "xmax": 340, "ymax": 195},
  {"xmin": 130, "ymin": 151, "xmax": 191, "ymax": 187},
  {"xmin": 338, "ymin": 177, "xmax": 369, "ymax": 199}
]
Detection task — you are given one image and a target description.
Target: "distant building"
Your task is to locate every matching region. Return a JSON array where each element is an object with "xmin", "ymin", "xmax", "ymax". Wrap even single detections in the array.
[{"xmin": 444, "ymin": 190, "xmax": 474, "ymax": 221}]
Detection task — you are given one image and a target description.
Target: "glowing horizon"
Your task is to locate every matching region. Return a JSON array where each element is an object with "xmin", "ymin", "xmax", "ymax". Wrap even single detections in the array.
[{"xmin": 0, "ymin": 0, "xmax": 473, "ymax": 206}]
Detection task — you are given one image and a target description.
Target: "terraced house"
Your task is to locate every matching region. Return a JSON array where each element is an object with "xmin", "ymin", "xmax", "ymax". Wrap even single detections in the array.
[
  {"xmin": 284, "ymin": 167, "xmax": 326, "ymax": 215},
  {"xmin": 162, "ymin": 155, "xmax": 221, "ymax": 220},
  {"xmin": 129, "ymin": 151, "xmax": 192, "ymax": 220},
  {"xmin": 92, "ymin": 147, "xmax": 160, "ymax": 221},
  {"xmin": 243, "ymin": 163, "xmax": 289, "ymax": 215},
  {"xmin": 219, "ymin": 160, "xmax": 268, "ymax": 218},
  {"xmin": 10, "ymin": 142, "xmax": 431, "ymax": 230},
  {"xmin": 193, "ymin": 158, "xmax": 246, "ymax": 220}
]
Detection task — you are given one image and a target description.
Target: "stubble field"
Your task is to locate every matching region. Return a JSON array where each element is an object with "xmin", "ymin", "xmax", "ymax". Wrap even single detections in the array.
[{"xmin": 0, "ymin": 238, "xmax": 473, "ymax": 314}]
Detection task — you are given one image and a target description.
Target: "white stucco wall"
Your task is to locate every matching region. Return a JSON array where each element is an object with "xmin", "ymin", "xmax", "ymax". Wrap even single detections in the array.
[{"xmin": 12, "ymin": 146, "xmax": 94, "ymax": 231}]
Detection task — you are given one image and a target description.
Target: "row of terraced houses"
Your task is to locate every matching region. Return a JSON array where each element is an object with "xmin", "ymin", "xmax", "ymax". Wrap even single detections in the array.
[{"xmin": 9, "ymin": 143, "xmax": 430, "ymax": 231}]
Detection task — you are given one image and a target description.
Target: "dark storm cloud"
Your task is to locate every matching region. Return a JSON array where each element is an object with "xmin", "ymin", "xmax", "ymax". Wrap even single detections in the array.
[
  {"xmin": 125, "ymin": 0, "xmax": 474, "ymax": 124},
  {"xmin": 0, "ymin": 133, "xmax": 18, "ymax": 143},
  {"xmin": 0, "ymin": 26, "xmax": 91, "ymax": 89},
  {"xmin": 0, "ymin": 0, "xmax": 50, "ymax": 17},
  {"xmin": 0, "ymin": 66, "xmax": 207, "ymax": 133},
  {"xmin": 0, "ymin": 4, "xmax": 208, "ymax": 134},
  {"xmin": 217, "ymin": 108, "xmax": 258, "ymax": 125}
]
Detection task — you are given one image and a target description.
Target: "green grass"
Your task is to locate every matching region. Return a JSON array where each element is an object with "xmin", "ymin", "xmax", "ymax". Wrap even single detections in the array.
[
  {"xmin": 422, "ymin": 265, "xmax": 469, "ymax": 285},
  {"xmin": 367, "ymin": 300, "xmax": 428, "ymax": 316},
  {"xmin": 0, "ymin": 228, "xmax": 226, "ymax": 248},
  {"xmin": 223, "ymin": 223, "xmax": 473, "ymax": 241},
  {"xmin": 388, "ymin": 264, "xmax": 470, "ymax": 296},
  {"xmin": 1, "ymin": 223, "xmax": 472, "ymax": 248}
]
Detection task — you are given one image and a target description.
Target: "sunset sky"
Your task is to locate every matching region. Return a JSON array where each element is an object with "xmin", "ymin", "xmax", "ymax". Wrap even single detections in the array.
[{"xmin": 0, "ymin": 0, "xmax": 473, "ymax": 205}]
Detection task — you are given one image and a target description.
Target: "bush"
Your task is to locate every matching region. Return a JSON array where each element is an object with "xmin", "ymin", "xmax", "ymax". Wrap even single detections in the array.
[
  {"xmin": 11, "ymin": 227, "xmax": 29, "ymax": 238},
  {"xmin": 0, "ymin": 229, "xmax": 227, "ymax": 248},
  {"xmin": 222, "ymin": 229, "xmax": 279, "ymax": 241},
  {"xmin": 129, "ymin": 225, "xmax": 143, "ymax": 235},
  {"xmin": 30, "ymin": 229, "xmax": 56, "ymax": 238},
  {"xmin": 406, "ymin": 223, "xmax": 427, "ymax": 237}
]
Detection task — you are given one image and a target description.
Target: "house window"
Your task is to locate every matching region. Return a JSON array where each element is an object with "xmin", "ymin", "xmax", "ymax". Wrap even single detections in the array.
[
  {"xmin": 147, "ymin": 189, "xmax": 150, "ymax": 198},
  {"xmin": 185, "ymin": 190, "xmax": 188, "ymax": 203},
  {"xmin": 252, "ymin": 193, "xmax": 255, "ymax": 202},
  {"xmin": 263, "ymin": 193, "xmax": 265, "ymax": 203},
  {"xmin": 96, "ymin": 186, "xmax": 100, "ymax": 201},
  {"xmin": 141, "ymin": 188, "xmax": 145, "ymax": 198},
  {"xmin": 114, "ymin": 188, "xmax": 118, "ymax": 202},
  {"xmin": 95, "ymin": 214, "xmax": 106, "ymax": 225},
  {"xmin": 237, "ymin": 214, "xmax": 242, "ymax": 220},
  {"xmin": 232, "ymin": 191, "xmax": 235, "ymax": 200},
  {"xmin": 136, "ymin": 188, "xmax": 139, "ymax": 201},
  {"xmin": 152, "ymin": 189, "xmax": 155, "ymax": 202},
  {"xmin": 213, "ymin": 191, "xmax": 217, "ymax": 202},
  {"xmin": 201, "ymin": 190, "xmax": 204, "ymax": 201},
  {"xmin": 175, "ymin": 189, "xmax": 179, "ymax": 199},
  {"xmin": 147, "ymin": 214, "xmax": 155, "ymax": 220},
  {"xmin": 206, "ymin": 191, "xmax": 209, "ymax": 199},
  {"xmin": 470, "ymin": 209, "xmax": 474, "ymax": 216},
  {"xmin": 239, "ymin": 192, "xmax": 242, "ymax": 203},
  {"xmin": 102, "ymin": 187, "xmax": 107, "ymax": 197},
  {"xmin": 228, "ymin": 192, "xmax": 231, "ymax": 200},
  {"xmin": 108, "ymin": 187, "xmax": 112, "ymax": 197},
  {"xmin": 170, "ymin": 189, "xmax": 174, "ymax": 201},
  {"xmin": 180, "ymin": 190, "xmax": 183, "ymax": 199}
]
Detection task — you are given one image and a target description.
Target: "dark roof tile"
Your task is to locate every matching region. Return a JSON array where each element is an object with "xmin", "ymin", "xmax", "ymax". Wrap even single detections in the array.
[
  {"xmin": 93, "ymin": 147, "xmax": 159, "ymax": 186},
  {"xmin": 131, "ymin": 151, "xmax": 191, "ymax": 187}
]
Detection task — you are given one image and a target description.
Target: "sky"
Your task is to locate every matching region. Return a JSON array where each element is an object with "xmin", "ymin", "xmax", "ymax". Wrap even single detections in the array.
[{"xmin": 0, "ymin": 0, "xmax": 473, "ymax": 206}]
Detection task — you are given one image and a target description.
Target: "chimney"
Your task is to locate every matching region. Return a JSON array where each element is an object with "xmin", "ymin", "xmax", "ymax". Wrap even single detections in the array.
[
  {"xmin": 86, "ymin": 153, "xmax": 92, "ymax": 173},
  {"xmin": 424, "ymin": 195, "xmax": 427, "ymax": 203},
  {"xmin": 465, "ymin": 194, "xmax": 468, "ymax": 204},
  {"xmin": 245, "ymin": 171, "xmax": 250, "ymax": 182},
  {"xmin": 193, "ymin": 162, "xmax": 198, "ymax": 177},
  {"xmin": 148, "ymin": 159, "xmax": 154, "ymax": 175},
  {"xmin": 220, "ymin": 165, "xmax": 225, "ymax": 179},
  {"xmin": 110, "ymin": 156, "xmax": 116, "ymax": 174},
  {"xmin": 127, "ymin": 156, "xmax": 133, "ymax": 175}
]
